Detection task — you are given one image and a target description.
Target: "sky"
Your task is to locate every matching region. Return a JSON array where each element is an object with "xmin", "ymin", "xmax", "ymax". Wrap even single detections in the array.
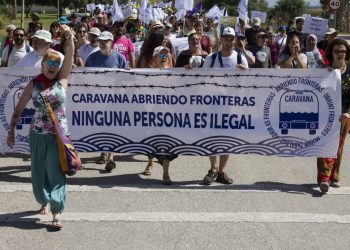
[{"xmin": 266, "ymin": 0, "xmax": 321, "ymax": 7}]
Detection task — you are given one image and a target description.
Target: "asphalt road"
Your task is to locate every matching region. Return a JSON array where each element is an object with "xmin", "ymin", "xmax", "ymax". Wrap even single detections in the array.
[{"xmin": 1, "ymin": 141, "xmax": 350, "ymax": 250}]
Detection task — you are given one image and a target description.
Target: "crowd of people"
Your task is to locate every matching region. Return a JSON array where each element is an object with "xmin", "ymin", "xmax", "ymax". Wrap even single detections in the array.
[{"xmin": 2, "ymin": 8, "xmax": 350, "ymax": 229}]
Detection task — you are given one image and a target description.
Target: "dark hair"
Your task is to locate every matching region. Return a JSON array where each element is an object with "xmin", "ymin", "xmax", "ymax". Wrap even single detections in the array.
[
  {"xmin": 13, "ymin": 27, "xmax": 26, "ymax": 36},
  {"xmin": 50, "ymin": 21, "xmax": 60, "ymax": 34},
  {"xmin": 280, "ymin": 34, "xmax": 300, "ymax": 56},
  {"xmin": 137, "ymin": 32, "xmax": 165, "ymax": 67},
  {"xmin": 325, "ymin": 38, "xmax": 350, "ymax": 65},
  {"xmin": 188, "ymin": 32, "xmax": 199, "ymax": 42}
]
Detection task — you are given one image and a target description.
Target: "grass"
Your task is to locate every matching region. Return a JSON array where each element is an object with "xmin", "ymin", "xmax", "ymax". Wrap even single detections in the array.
[{"xmin": 0, "ymin": 13, "xmax": 58, "ymax": 40}]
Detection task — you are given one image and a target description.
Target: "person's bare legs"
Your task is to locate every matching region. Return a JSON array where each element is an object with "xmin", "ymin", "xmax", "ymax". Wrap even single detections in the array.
[
  {"xmin": 204, "ymin": 155, "xmax": 232, "ymax": 185},
  {"xmin": 162, "ymin": 159, "xmax": 172, "ymax": 185}
]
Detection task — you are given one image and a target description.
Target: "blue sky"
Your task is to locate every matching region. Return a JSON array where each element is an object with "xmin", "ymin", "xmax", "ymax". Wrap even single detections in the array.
[{"xmin": 267, "ymin": 0, "xmax": 321, "ymax": 7}]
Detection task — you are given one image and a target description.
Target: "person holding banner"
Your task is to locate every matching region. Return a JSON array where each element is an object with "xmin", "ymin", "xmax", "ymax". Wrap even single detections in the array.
[
  {"xmin": 201, "ymin": 27, "xmax": 249, "ymax": 185},
  {"xmin": 278, "ymin": 34, "xmax": 307, "ymax": 69},
  {"xmin": 317, "ymin": 38, "xmax": 350, "ymax": 193},
  {"xmin": 7, "ymin": 25, "xmax": 74, "ymax": 229},
  {"xmin": 147, "ymin": 46, "xmax": 177, "ymax": 185}
]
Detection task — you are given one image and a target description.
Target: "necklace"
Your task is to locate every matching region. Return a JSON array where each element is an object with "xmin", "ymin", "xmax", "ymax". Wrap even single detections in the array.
[{"xmin": 341, "ymin": 64, "xmax": 347, "ymax": 74}]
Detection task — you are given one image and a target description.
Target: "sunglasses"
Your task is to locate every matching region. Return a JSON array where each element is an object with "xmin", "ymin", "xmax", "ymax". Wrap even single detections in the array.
[
  {"xmin": 159, "ymin": 53, "xmax": 169, "ymax": 59},
  {"xmin": 47, "ymin": 60, "xmax": 60, "ymax": 68},
  {"xmin": 78, "ymin": 30, "xmax": 87, "ymax": 33},
  {"xmin": 258, "ymin": 35, "xmax": 268, "ymax": 39},
  {"xmin": 14, "ymin": 34, "xmax": 24, "ymax": 37},
  {"xmin": 6, "ymin": 30, "xmax": 12, "ymax": 32}
]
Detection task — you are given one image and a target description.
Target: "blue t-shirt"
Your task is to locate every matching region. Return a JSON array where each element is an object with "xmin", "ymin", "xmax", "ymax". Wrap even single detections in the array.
[{"xmin": 85, "ymin": 50, "xmax": 127, "ymax": 68}]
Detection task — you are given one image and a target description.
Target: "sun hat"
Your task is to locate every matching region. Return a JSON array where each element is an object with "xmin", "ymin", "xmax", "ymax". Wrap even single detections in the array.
[
  {"xmin": 325, "ymin": 28, "xmax": 338, "ymax": 35},
  {"xmin": 88, "ymin": 27, "xmax": 101, "ymax": 36},
  {"xmin": 150, "ymin": 20, "xmax": 164, "ymax": 29},
  {"xmin": 32, "ymin": 30, "xmax": 52, "ymax": 43},
  {"xmin": 252, "ymin": 17, "xmax": 261, "ymax": 27}
]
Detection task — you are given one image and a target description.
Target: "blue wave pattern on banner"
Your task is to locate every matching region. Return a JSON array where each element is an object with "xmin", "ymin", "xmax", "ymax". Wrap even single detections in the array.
[{"xmin": 72, "ymin": 133, "xmax": 318, "ymax": 156}]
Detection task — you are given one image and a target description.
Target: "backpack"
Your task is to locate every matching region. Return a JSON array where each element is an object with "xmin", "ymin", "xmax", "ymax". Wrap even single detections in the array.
[
  {"xmin": 5, "ymin": 44, "xmax": 31, "ymax": 67},
  {"xmin": 210, "ymin": 51, "xmax": 242, "ymax": 68}
]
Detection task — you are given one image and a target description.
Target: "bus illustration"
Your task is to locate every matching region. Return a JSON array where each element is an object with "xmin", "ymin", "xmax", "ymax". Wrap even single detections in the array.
[
  {"xmin": 13, "ymin": 87, "xmax": 35, "ymax": 130},
  {"xmin": 279, "ymin": 90, "xmax": 319, "ymax": 135}
]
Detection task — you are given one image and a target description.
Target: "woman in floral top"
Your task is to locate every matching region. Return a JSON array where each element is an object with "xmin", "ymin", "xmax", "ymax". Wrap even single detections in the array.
[
  {"xmin": 7, "ymin": 25, "xmax": 74, "ymax": 229},
  {"xmin": 317, "ymin": 38, "xmax": 350, "ymax": 193}
]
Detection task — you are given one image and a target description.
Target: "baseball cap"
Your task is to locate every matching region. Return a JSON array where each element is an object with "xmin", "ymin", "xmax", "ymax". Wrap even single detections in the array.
[
  {"xmin": 325, "ymin": 28, "xmax": 338, "ymax": 35},
  {"xmin": 253, "ymin": 17, "xmax": 261, "ymax": 26},
  {"xmin": 58, "ymin": 16, "xmax": 70, "ymax": 25},
  {"xmin": 279, "ymin": 25, "xmax": 287, "ymax": 31},
  {"xmin": 32, "ymin": 30, "xmax": 52, "ymax": 43},
  {"xmin": 98, "ymin": 31, "xmax": 114, "ymax": 41},
  {"xmin": 221, "ymin": 27, "xmax": 236, "ymax": 37},
  {"xmin": 88, "ymin": 27, "xmax": 101, "ymax": 36},
  {"xmin": 152, "ymin": 46, "xmax": 170, "ymax": 57}
]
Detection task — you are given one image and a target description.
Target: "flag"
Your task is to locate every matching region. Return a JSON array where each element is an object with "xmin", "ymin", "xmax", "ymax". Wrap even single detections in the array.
[
  {"xmin": 220, "ymin": 7, "xmax": 228, "ymax": 17},
  {"xmin": 237, "ymin": 0, "xmax": 248, "ymax": 21},
  {"xmin": 112, "ymin": 0, "xmax": 124, "ymax": 22},
  {"xmin": 188, "ymin": 0, "xmax": 203, "ymax": 16}
]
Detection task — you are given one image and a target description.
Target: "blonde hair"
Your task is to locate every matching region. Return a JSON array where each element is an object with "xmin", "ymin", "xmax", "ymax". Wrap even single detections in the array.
[{"xmin": 42, "ymin": 51, "xmax": 61, "ymax": 64}]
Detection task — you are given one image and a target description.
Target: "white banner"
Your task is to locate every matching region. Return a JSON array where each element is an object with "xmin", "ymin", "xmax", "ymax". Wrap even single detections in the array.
[
  {"xmin": 0, "ymin": 68, "xmax": 341, "ymax": 157},
  {"xmin": 175, "ymin": 0, "xmax": 194, "ymax": 11},
  {"xmin": 86, "ymin": 3, "xmax": 96, "ymax": 12},
  {"xmin": 237, "ymin": 0, "xmax": 248, "ymax": 21},
  {"xmin": 251, "ymin": 10, "xmax": 267, "ymax": 24},
  {"xmin": 304, "ymin": 16, "xmax": 328, "ymax": 36}
]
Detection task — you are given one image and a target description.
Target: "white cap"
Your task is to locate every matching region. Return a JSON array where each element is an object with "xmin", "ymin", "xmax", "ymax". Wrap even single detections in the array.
[
  {"xmin": 32, "ymin": 30, "xmax": 52, "ymax": 43},
  {"xmin": 88, "ymin": 27, "xmax": 101, "ymax": 36},
  {"xmin": 152, "ymin": 46, "xmax": 170, "ymax": 57},
  {"xmin": 98, "ymin": 31, "xmax": 114, "ymax": 41},
  {"xmin": 221, "ymin": 27, "xmax": 236, "ymax": 37},
  {"xmin": 325, "ymin": 28, "xmax": 338, "ymax": 35}
]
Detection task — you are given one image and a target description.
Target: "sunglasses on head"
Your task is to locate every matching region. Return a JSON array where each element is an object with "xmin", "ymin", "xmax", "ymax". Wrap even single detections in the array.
[
  {"xmin": 47, "ymin": 60, "xmax": 60, "ymax": 68},
  {"xmin": 158, "ymin": 53, "xmax": 169, "ymax": 59}
]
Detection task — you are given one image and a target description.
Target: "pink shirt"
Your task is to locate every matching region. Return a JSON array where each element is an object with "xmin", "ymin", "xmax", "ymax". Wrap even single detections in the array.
[{"xmin": 112, "ymin": 36, "xmax": 134, "ymax": 62}]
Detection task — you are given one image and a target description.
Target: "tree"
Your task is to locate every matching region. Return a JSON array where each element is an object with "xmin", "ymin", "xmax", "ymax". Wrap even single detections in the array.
[{"xmin": 270, "ymin": 0, "xmax": 305, "ymax": 23}]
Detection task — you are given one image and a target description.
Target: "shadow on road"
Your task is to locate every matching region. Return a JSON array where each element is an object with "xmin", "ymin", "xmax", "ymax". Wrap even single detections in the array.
[{"xmin": 0, "ymin": 211, "xmax": 56, "ymax": 231}]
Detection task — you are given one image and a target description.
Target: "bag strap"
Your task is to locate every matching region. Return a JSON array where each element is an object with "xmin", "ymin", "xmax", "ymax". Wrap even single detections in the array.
[
  {"xmin": 217, "ymin": 51, "xmax": 224, "ymax": 68},
  {"xmin": 210, "ymin": 52, "xmax": 217, "ymax": 68},
  {"xmin": 39, "ymin": 93, "xmax": 59, "ymax": 130},
  {"xmin": 5, "ymin": 44, "xmax": 14, "ymax": 67}
]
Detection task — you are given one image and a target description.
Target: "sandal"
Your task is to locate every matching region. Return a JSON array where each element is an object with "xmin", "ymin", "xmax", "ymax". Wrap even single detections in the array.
[
  {"xmin": 39, "ymin": 204, "xmax": 48, "ymax": 215},
  {"xmin": 142, "ymin": 164, "xmax": 153, "ymax": 176},
  {"xmin": 95, "ymin": 153, "xmax": 107, "ymax": 164},
  {"xmin": 52, "ymin": 213, "xmax": 63, "ymax": 230}
]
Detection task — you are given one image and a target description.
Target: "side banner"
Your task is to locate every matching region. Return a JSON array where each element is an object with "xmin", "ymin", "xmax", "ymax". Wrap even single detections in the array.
[{"xmin": 0, "ymin": 68, "xmax": 341, "ymax": 157}]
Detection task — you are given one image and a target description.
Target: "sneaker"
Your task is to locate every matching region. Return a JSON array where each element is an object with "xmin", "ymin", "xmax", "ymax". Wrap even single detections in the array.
[
  {"xmin": 95, "ymin": 153, "xmax": 107, "ymax": 164},
  {"xmin": 216, "ymin": 172, "xmax": 233, "ymax": 185},
  {"xmin": 203, "ymin": 170, "xmax": 218, "ymax": 185},
  {"xmin": 330, "ymin": 181, "xmax": 341, "ymax": 188},
  {"xmin": 320, "ymin": 181, "xmax": 329, "ymax": 193},
  {"xmin": 105, "ymin": 160, "xmax": 116, "ymax": 172}
]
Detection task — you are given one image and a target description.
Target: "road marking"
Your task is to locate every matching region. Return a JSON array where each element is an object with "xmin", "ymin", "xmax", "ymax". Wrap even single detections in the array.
[
  {"xmin": 1, "ymin": 212, "xmax": 350, "ymax": 224},
  {"xmin": 1, "ymin": 183, "xmax": 350, "ymax": 195}
]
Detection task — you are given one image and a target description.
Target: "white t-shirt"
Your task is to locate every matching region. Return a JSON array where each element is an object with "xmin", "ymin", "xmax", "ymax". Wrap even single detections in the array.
[
  {"xmin": 277, "ymin": 53, "xmax": 307, "ymax": 68},
  {"xmin": 203, "ymin": 50, "xmax": 249, "ymax": 69},
  {"xmin": 275, "ymin": 34, "xmax": 287, "ymax": 54},
  {"xmin": 14, "ymin": 50, "xmax": 64, "ymax": 68},
  {"xmin": 2, "ymin": 44, "xmax": 33, "ymax": 67},
  {"xmin": 79, "ymin": 44, "xmax": 100, "ymax": 63}
]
